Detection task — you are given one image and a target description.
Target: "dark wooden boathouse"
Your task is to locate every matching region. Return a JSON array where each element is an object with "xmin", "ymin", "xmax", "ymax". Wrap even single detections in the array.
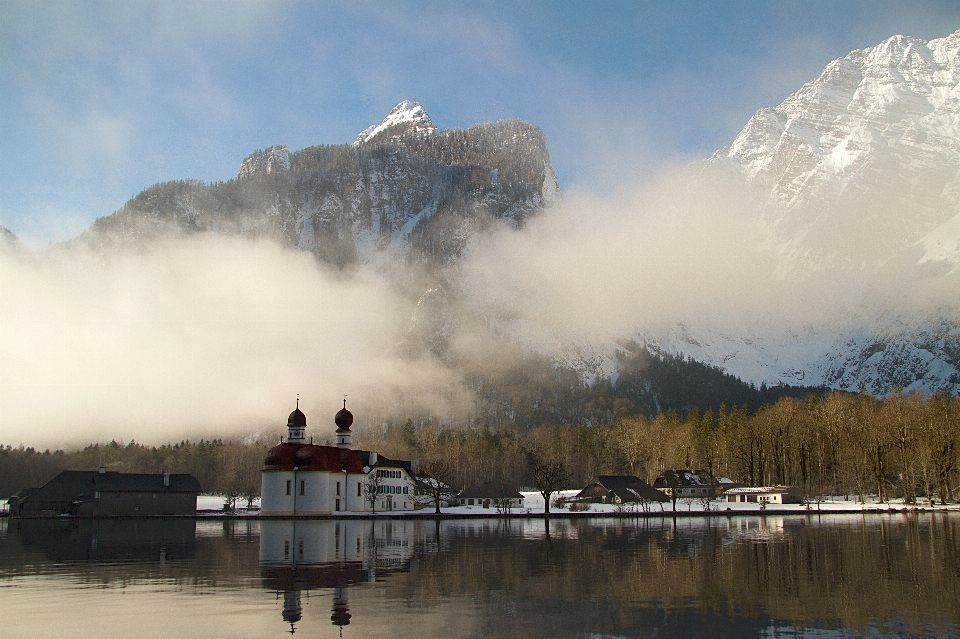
[{"xmin": 8, "ymin": 469, "xmax": 201, "ymax": 517}]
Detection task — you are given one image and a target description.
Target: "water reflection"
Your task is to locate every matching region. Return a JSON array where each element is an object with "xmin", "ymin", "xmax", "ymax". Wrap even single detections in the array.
[
  {"xmin": 258, "ymin": 520, "xmax": 416, "ymax": 633},
  {"xmin": 0, "ymin": 513, "xmax": 957, "ymax": 638},
  {"xmin": 6, "ymin": 517, "xmax": 196, "ymax": 562}
]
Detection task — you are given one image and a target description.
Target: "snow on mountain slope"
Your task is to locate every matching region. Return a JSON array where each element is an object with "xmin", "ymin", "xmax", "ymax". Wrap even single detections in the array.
[
  {"xmin": 354, "ymin": 100, "xmax": 438, "ymax": 146},
  {"xmin": 916, "ymin": 210, "xmax": 960, "ymax": 271},
  {"xmin": 714, "ymin": 29, "xmax": 960, "ymax": 274},
  {"xmin": 82, "ymin": 103, "xmax": 557, "ymax": 269},
  {"xmin": 532, "ymin": 30, "xmax": 960, "ymax": 395},
  {"xmin": 662, "ymin": 29, "xmax": 960, "ymax": 394}
]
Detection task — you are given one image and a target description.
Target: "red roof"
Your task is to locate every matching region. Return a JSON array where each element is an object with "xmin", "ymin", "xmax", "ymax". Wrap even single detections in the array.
[{"xmin": 262, "ymin": 443, "xmax": 364, "ymax": 473}]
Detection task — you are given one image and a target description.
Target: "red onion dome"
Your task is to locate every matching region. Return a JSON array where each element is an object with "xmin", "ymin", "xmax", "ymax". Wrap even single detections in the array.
[
  {"xmin": 287, "ymin": 406, "xmax": 307, "ymax": 428},
  {"xmin": 335, "ymin": 400, "xmax": 353, "ymax": 431}
]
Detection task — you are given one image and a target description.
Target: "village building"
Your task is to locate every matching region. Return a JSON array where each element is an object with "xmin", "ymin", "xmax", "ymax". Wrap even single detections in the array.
[
  {"xmin": 453, "ymin": 480, "xmax": 524, "ymax": 509},
  {"xmin": 574, "ymin": 475, "xmax": 669, "ymax": 505},
  {"xmin": 653, "ymin": 469, "xmax": 719, "ymax": 499},
  {"xmin": 8, "ymin": 469, "xmax": 201, "ymax": 517},
  {"xmin": 259, "ymin": 401, "xmax": 417, "ymax": 515},
  {"xmin": 723, "ymin": 486, "xmax": 804, "ymax": 505}
]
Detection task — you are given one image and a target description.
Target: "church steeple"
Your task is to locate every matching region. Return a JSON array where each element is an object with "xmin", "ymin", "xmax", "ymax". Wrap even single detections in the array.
[
  {"xmin": 287, "ymin": 397, "xmax": 307, "ymax": 443},
  {"xmin": 335, "ymin": 398, "xmax": 353, "ymax": 449}
]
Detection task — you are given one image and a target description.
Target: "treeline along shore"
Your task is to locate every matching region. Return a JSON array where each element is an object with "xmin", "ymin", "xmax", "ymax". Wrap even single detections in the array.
[{"xmin": 2, "ymin": 391, "xmax": 958, "ymax": 505}]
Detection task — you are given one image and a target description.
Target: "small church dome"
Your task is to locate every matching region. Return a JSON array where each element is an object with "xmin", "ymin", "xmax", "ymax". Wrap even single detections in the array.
[
  {"xmin": 335, "ymin": 400, "xmax": 353, "ymax": 432},
  {"xmin": 262, "ymin": 443, "xmax": 299, "ymax": 471},
  {"xmin": 288, "ymin": 406, "xmax": 307, "ymax": 428}
]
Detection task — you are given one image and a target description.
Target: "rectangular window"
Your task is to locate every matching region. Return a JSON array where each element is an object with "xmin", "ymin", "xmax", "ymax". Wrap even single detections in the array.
[
  {"xmin": 298, "ymin": 539, "xmax": 304, "ymax": 559},
  {"xmin": 336, "ymin": 481, "xmax": 341, "ymax": 496},
  {"xmin": 286, "ymin": 480, "xmax": 291, "ymax": 496},
  {"xmin": 300, "ymin": 480, "xmax": 305, "ymax": 496},
  {"xmin": 357, "ymin": 483, "xmax": 362, "ymax": 497},
  {"xmin": 284, "ymin": 540, "xmax": 290, "ymax": 559}
]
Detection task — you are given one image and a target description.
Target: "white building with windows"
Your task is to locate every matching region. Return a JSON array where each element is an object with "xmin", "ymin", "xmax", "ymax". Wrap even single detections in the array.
[{"xmin": 260, "ymin": 401, "xmax": 416, "ymax": 515}]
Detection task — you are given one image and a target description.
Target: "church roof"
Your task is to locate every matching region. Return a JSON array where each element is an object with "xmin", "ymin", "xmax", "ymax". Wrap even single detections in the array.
[{"xmin": 262, "ymin": 443, "xmax": 365, "ymax": 473}]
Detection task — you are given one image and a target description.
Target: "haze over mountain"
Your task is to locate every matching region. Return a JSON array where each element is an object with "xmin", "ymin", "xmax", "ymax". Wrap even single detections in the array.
[
  {"xmin": 3, "ymin": 28, "xmax": 959, "ymax": 448},
  {"xmin": 476, "ymin": 29, "xmax": 960, "ymax": 396}
]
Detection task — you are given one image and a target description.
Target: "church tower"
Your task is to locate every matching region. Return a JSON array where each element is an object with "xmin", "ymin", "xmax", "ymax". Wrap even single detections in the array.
[
  {"xmin": 287, "ymin": 399, "xmax": 307, "ymax": 443},
  {"xmin": 335, "ymin": 399, "xmax": 353, "ymax": 449}
]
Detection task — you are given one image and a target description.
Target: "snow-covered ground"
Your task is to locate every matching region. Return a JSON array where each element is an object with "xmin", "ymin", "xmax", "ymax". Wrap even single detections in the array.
[
  {"xmin": 197, "ymin": 494, "xmax": 261, "ymax": 512},
  {"xmin": 442, "ymin": 491, "xmax": 960, "ymax": 516},
  {"xmin": 5, "ymin": 494, "xmax": 953, "ymax": 519},
  {"xmin": 193, "ymin": 490, "xmax": 960, "ymax": 517}
]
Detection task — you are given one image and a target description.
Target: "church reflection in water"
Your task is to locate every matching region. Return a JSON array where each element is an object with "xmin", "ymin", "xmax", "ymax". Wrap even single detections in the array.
[{"xmin": 259, "ymin": 519, "xmax": 415, "ymax": 634}]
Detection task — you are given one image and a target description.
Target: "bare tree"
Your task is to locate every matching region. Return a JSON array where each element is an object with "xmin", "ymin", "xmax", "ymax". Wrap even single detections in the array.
[
  {"xmin": 364, "ymin": 470, "xmax": 382, "ymax": 514},
  {"xmin": 416, "ymin": 457, "xmax": 460, "ymax": 515},
  {"xmin": 525, "ymin": 450, "xmax": 570, "ymax": 516}
]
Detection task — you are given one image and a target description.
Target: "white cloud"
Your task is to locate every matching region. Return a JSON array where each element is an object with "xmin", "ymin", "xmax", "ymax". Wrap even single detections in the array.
[{"xmin": 0, "ymin": 235, "xmax": 469, "ymax": 448}]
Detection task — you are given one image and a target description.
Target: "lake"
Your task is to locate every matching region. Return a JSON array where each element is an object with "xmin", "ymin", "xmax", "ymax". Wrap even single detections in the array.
[{"xmin": 0, "ymin": 513, "xmax": 957, "ymax": 638}]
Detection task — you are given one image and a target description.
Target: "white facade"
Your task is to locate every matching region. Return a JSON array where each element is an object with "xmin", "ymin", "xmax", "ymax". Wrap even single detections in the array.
[
  {"xmin": 724, "ymin": 487, "xmax": 802, "ymax": 504},
  {"xmin": 261, "ymin": 467, "xmax": 416, "ymax": 515},
  {"xmin": 261, "ymin": 470, "xmax": 369, "ymax": 515}
]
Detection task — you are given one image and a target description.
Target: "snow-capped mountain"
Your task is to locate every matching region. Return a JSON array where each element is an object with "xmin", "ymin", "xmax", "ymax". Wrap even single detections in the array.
[
  {"xmin": 81, "ymin": 102, "xmax": 559, "ymax": 267},
  {"xmin": 714, "ymin": 29, "xmax": 960, "ymax": 275},
  {"xmin": 670, "ymin": 29, "xmax": 960, "ymax": 394},
  {"xmin": 354, "ymin": 100, "xmax": 438, "ymax": 146}
]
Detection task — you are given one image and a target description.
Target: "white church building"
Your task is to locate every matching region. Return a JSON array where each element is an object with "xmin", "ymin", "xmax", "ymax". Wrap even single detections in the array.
[{"xmin": 260, "ymin": 401, "xmax": 416, "ymax": 515}]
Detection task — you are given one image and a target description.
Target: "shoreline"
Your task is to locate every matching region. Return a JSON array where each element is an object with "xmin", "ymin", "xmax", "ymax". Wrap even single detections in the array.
[{"xmin": 5, "ymin": 503, "xmax": 959, "ymax": 521}]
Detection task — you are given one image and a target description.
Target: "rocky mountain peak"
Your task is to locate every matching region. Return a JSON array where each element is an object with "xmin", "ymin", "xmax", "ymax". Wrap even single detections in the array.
[
  {"xmin": 354, "ymin": 100, "xmax": 438, "ymax": 146},
  {"xmin": 237, "ymin": 145, "xmax": 290, "ymax": 181}
]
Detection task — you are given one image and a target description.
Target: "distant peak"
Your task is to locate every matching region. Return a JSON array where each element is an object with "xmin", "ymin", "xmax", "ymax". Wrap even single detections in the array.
[{"xmin": 354, "ymin": 101, "xmax": 438, "ymax": 146}]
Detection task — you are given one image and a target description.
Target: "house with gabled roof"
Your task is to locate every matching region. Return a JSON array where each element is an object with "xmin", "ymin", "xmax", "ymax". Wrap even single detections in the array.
[
  {"xmin": 574, "ymin": 475, "xmax": 669, "ymax": 505},
  {"xmin": 454, "ymin": 481, "xmax": 524, "ymax": 509},
  {"xmin": 723, "ymin": 486, "xmax": 803, "ymax": 504},
  {"xmin": 653, "ymin": 469, "xmax": 718, "ymax": 499}
]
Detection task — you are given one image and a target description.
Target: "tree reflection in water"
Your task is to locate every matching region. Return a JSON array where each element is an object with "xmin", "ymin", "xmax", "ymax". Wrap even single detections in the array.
[{"xmin": 0, "ymin": 513, "xmax": 956, "ymax": 638}]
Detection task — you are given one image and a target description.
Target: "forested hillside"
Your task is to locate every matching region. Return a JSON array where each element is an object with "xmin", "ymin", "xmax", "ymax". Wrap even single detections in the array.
[{"xmin": 4, "ymin": 391, "xmax": 957, "ymax": 505}]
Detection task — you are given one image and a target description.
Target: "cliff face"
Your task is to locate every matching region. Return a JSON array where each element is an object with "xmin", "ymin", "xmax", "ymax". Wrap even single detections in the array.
[
  {"xmin": 713, "ymin": 30, "xmax": 960, "ymax": 275},
  {"xmin": 80, "ymin": 103, "xmax": 559, "ymax": 268}
]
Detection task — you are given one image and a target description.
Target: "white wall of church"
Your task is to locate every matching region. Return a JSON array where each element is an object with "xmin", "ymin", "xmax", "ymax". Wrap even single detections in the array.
[{"xmin": 262, "ymin": 470, "xmax": 375, "ymax": 514}]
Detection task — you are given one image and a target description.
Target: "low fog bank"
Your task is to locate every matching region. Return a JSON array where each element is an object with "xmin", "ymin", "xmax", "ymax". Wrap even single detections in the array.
[
  {"xmin": 458, "ymin": 163, "xmax": 960, "ymax": 378},
  {"xmin": 0, "ymin": 236, "xmax": 471, "ymax": 449}
]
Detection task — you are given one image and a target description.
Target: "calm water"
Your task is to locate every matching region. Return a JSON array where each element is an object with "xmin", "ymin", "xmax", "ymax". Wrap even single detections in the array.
[{"xmin": 0, "ymin": 513, "xmax": 957, "ymax": 638}]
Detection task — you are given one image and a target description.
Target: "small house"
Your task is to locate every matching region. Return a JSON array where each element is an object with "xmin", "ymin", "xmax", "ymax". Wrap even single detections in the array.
[
  {"xmin": 454, "ymin": 481, "xmax": 524, "ymax": 509},
  {"xmin": 574, "ymin": 475, "xmax": 668, "ymax": 504},
  {"xmin": 723, "ymin": 486, "xmax": 803, "ymax": 505},
  {"xmin": 653, "ymin": 469, "xmax": 718, "ymax": 499}
]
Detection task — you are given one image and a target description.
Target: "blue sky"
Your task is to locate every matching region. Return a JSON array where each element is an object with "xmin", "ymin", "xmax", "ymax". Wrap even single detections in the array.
[{"xmin": 2, "ymin": 1, "xmax": 959, "ymax": 245}]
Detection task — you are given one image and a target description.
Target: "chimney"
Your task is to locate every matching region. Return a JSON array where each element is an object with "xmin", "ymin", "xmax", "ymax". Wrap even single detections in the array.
[
  {"xmin": 98, "ymin": 467, "xmax": 107, "ymax": 474},
  {"xmin": 163, "ymin": 471, "xmax": 170, "ymax": 487},
  {"xmin": 370, "ymin": 452, "xmax": 378, "ymax": 466}
]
